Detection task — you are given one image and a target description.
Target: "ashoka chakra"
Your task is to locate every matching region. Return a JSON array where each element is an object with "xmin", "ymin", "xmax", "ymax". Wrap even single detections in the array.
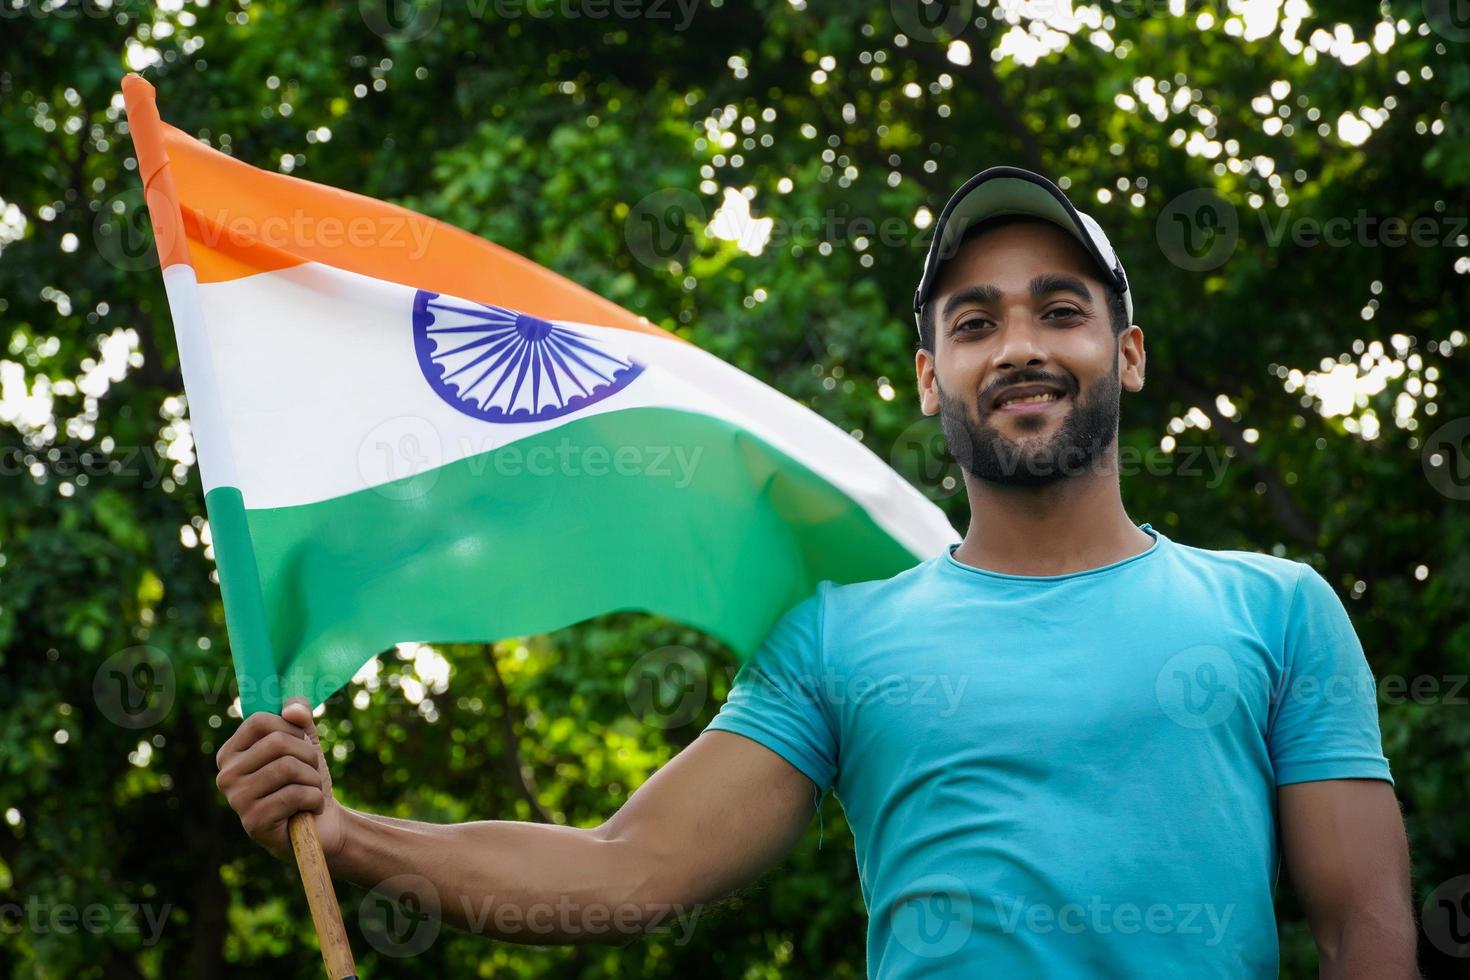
[{"xmin": 412, "ymin": 290, "xmax": 645, "ymax": 423}]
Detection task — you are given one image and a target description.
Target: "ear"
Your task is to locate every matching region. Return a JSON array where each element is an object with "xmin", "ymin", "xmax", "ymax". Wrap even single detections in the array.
[
  {"xmin": 1118, "ymin": 323, "xmax": 1145, "ymax": 392},
  {"xmin": 915, "ymin": 346, "xmax": 940, "ymax": 415}
]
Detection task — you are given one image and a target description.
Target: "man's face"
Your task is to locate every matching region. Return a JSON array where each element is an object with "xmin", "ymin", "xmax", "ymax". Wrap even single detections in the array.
[{"xmin": 915, "ymin": 219, "xmax": 1145, "ymax": 487}]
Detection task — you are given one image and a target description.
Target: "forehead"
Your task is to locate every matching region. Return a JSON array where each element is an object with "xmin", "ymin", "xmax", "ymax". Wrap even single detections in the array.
[{"xmin": 932, "ymin": 219, "xmax": 1103, "ymax": 300}]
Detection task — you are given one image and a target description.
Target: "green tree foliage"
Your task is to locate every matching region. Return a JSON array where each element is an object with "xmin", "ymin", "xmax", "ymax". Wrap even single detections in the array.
[{"xmin": 1, "ymin": 0, "xmax": 1467, "ymax": 976}]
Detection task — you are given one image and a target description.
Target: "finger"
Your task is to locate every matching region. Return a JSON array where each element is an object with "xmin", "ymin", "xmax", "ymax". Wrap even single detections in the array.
[
  {"xmin": 251, "ymin": 784, "xmax": 327, "ymax": 832},
  {"xmin": 242, "ymin": 756, "xmax": 325, "ymax": 801},
  {"xmin": 281, "ymin": 698, "xmax": 321, "ymax": 747},
  {"xmin": 216, "ymin": 711, "xmax": 309, "ymax": 768},
  {"xmin": 228, "ymin": 731, "xmax": 323, "ymax": 782},
  {"xmin": 278, "ymin": 701, "xmax": 335, "ymax": 794},
  {"xmin": 229, "ymin": 758, "xmax": 324, "ymax": 822},
  {"xmin": 314, "ymin": 742, "xmax": 334, "ymax": 791}
]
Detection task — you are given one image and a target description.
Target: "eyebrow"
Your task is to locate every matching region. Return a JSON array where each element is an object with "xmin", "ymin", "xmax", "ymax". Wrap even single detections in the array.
[{"xmin": 939, "ymin": 274, "xmax": 1094, "ymax": 323}]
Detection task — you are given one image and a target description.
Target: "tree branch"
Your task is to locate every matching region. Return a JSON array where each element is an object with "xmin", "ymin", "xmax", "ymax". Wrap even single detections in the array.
[
  {"xmin": 1162, "ymin": 371, "xmax": 1321, "ymax": 547},
  {"xmin": 484, "ymin": 645, "xmax": 556, "ymax": 825},
  {"xmin": 907, "ymin": 41, "xmax": 1047, "ymax": 174}
]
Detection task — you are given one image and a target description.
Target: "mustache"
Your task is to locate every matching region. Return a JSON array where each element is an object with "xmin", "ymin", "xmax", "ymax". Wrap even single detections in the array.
[{"xmin": 979, "ymin": 371, "xmax": 1077, "ymax": 409}]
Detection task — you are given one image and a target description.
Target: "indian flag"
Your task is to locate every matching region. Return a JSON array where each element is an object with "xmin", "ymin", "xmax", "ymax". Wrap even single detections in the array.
[{"xmin": 122, "ymin": 74, "xmax": 959, "ymax": 717}]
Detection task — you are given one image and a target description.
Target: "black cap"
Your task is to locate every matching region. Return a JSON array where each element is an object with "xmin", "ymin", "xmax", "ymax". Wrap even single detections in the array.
[{"xmin": 912, "ymin": 166, "xmax": 1132, "ymax": 333}]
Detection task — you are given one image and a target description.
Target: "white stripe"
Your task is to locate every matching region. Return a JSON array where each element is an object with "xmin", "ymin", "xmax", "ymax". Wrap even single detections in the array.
[
  {"xmin": 164, "ymin": 264, "xmax": 239, "ymax": 491},
  {"xmin": 183, "ymin": 262, "xmax": 958, "ymax": 557}
]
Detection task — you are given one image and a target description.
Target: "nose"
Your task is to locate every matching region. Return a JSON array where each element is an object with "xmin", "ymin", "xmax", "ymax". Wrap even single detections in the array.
[{"xmin": 991, "ymin": 318, "xmax": 1049, "ymax": 371}]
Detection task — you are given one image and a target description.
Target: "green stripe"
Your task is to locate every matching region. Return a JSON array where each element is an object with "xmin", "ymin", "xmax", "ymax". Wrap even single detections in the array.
[
  {"xmin": 214, "ymin": 406, "xmax": 926, "ymax": 707},
  {"xmin": 203, "ymin": 486, "xmax": 284, "ymax": 716}
]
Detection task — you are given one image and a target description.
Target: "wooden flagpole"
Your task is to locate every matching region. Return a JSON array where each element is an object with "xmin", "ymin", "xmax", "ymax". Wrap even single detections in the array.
[{"xmin": 289, "ymin": 813, "xmax": 359, "ymax": 979}]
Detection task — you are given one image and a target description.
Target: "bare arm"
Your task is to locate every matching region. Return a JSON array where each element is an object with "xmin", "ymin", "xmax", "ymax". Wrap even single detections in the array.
[
  {"xmin": 216, "ymin": 700, "xmax": 817, "ymax": 945},
  {"xmin": 1278, "ymin": 778, "xmax": 1419, "ymax": 979}
]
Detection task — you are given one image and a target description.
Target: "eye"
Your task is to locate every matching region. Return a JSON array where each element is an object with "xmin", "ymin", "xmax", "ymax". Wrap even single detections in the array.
[
  {"xmin": 953, "ymin": 318, "xmax": 993, "ymax": 335},
  {"xmin": 1045, "ymin": 306, "xmax": 1082, "ymax": 319}
]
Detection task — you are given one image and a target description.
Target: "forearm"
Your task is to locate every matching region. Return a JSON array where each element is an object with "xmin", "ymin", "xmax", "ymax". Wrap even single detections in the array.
[
  {"xmin": 1279, "ymin": 781, "xmax": 1418, "ymax": 980},
  {"xmin": 331, "ymin": 807, "xmax": 673, "ymax": 945},
  {"xmin": 1315, "ymin": 909, "xmax": 1419, "ymax": 980}
]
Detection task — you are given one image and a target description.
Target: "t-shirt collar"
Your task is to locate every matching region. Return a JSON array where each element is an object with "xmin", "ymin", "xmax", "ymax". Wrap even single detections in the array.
[{"xmin": 943, "ymin": 522, "xmax": 1164, "ymax": 583}]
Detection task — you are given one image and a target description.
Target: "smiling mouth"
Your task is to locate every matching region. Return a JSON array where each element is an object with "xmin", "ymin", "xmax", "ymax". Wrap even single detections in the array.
[
  {"xmin": 990, "ymin": 385, "xmax": 1070, "ymax": 415},
  {"xmin": 997, "ymin": 391, "xmax": 1064, "ymax": 409}
]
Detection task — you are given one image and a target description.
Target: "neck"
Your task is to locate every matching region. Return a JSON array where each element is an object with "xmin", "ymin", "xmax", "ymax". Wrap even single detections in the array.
[{"xmin": 950, "ymin": 450, "xmax": 1152, "ymax": 576}]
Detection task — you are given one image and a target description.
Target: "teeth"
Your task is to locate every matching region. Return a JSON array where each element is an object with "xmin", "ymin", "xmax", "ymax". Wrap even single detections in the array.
[{"xmin": 1001, "ymin": 392, "xmax": 1060, "ymax": 407}]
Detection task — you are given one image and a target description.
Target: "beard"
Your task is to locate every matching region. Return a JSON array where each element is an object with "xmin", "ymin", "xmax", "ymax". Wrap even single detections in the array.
[{"xmin": 936, "ymin": 362, "xmax": 1121, "ymax": 487}]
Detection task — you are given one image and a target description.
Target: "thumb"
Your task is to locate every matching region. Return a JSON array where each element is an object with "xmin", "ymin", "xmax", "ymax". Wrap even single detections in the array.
[
  {"xmin": 281, "ymin": 697, "xmax": 321, "ymax": 747},
  {"xmin": 282, "ymin": 697, "xmax": 333, "ymax": 798}
]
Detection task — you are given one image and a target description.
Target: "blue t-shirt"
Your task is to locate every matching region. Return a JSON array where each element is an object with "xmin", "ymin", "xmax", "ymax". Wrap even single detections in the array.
[{"xmin": 704, "ymin": 523, "xmax": 1392, "ymax": 978}]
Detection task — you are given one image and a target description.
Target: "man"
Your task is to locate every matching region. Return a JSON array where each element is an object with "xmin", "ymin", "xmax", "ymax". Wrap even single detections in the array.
[{"xmin": 216, "ymin": 166, "xmax": 1417, "ymax": 977}]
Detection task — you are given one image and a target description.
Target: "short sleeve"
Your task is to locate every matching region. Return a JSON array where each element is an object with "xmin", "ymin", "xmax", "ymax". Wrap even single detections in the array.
[
  {"xmin": 1268, "ymin": 565, "xmax": 1393, "ymax": 787},
  {"xmin": 703, "ymin": 587, "xmax": 839, "ymax": 793}
]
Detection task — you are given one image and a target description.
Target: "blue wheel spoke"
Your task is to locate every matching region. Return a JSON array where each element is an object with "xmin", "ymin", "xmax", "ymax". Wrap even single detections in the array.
[
  {"xmin": 440, "ymin": 332, "xmax": 522, "ymax": 384},
  {"xmin": 427, "ymin": 323, "xmax": 519, "ymax": 335},
  {"xmin": 546, "ymin": 334, "xmax": 614, "ymax": 384},
  {"xmin": 476, "ymin": 337, "xmax": 528, "ymax": 408},
  {"xmin": 427, "ymin": 302, "xmax": 517, "ymax": 322},
  {"xmin": 542, "ymin": 341, "xmax": 590, "ymax": 398},
  {"xmin": 416, "ymin": 291, "xmax": 643, "ymax": 423},
  {"xmin": 537, "ymin": 342, "xmax": 565, "ymax": 405},
  {"xmin": 529, "ymin": 340, "xmax": 543, "ymax": 412},
  {"xmin": 437, "ymin": 329, "xmax": 520, "ymax": 360},
  {"xmin": 506, "ymin": 343, "xmax": 535, "ymax": 410},
  {"xmin": 549, "ymin": 329, "xmax": 633, "ymax": 366}
]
